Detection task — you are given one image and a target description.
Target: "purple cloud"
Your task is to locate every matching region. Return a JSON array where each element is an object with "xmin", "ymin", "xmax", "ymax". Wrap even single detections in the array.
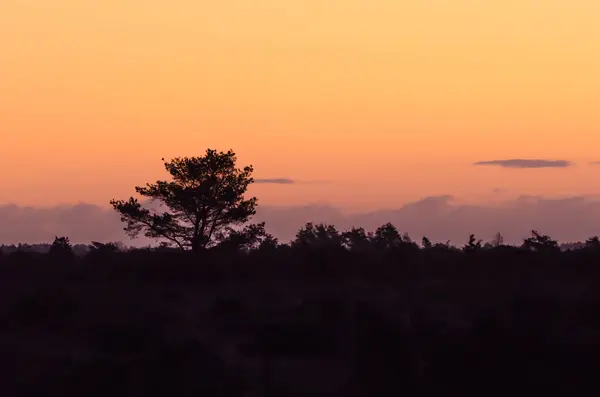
[
  {"xmin": 2, "ymin": 195, "xmax": 600, "ymax": 247},
  {"xmin": 474, "ymin": 159, "xmax": 573, "ymax": 168}
]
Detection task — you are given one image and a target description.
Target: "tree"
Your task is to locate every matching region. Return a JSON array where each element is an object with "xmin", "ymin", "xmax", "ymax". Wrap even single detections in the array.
[
  {"xmin": 372, "ymin": 223, "xmax": 402, "ymax": 249},
  {"xmin": 292, "ymin": 222, "xmax": 344, "ymax": 249},
  {"xmin": 433, "ymin": 240, "xmax": 454, "ymax": 250},
  {"xmin": 90, "ymin": 241, "xmax": 116, "ymax": 251},
  {"xmin": 110, "ymin": 149, "xmax": 259, "ymax": 252},
  {"xmin": 257, "ymin": 233, "xmax": 280, "ymax": 251},
  {"xmin": 49, "ymin": 236, "xmax": 74, "ymax": 259},
  {"xmin": 215, "ymin": 222, "xmax": 277, "ymax": 252},
  {"xmin": 342, "ymin": 227, "xmax": 373, "ymax": 252},
  {"xmin": 89, "ymin": 241, "xmax": 121, "ymax": 253},
  {"xmin": 522, "ymin": 230, "xmax": 559, "ymax": 253},
  {"xmin": 585, "ymin": 236, "xmax": 600, "ymax": 248},
  {"xmin": 421, "ymin": 236, "xmax": 433, "ymax": 249},
  {"xmin": 463, "ymin": 234, "xmax": 482, "ymax": 253}
]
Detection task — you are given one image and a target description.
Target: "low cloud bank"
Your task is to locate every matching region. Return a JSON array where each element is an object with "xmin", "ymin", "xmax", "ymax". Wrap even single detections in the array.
[{"xmin": 1, "ymin": 195, "xmax": 600, "ymax": 246}]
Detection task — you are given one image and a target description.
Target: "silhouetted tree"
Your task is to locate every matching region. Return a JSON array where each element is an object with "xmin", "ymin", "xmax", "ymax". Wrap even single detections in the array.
[
  {"xmin": 86, "ymin": 241, "xmax": 120, "ymax": 261},
  {"xmin": 72, "ymin": 244, "xmax": 90, "ymax": 256},
  {"xmin": 342, "ymin": 227, "xmax": 373, "ymax": 252},
  {"xmin": 49, "ymin": 236, "xmax": 74, "ymax": 259},
  {"xmin": 522, "ymin": 230, "xmax": 559, "ymax": 253},
  {"xmin": 110, "ymin": 149, "xmax": 259, "ymax": 252},
  {"xmin": 421, "ymin": 236, "xmax": 433, "ymax": 249},
  {"xmin": 372, "ymin": 223, "xmax": 402, "ymax": 249},
  {"xmin": 17, "ymin": 243, "xmax": 32, "ymax": 253},
  {"xmin": 257, "ymin": 233, "xmax": 280, "ymax": 251},
  {"xmin": 434, "ymin": 240, "xmax": 454, "ymax": 250},
  {"xmin": 585, "ymin": 236, "xmax": 600, "ymax": 248},
  {"xmin": 463, "ymin": 234, "xmax": 482, "ymax": 253},
  {"xmin": 89, "ymin": 241, "xmax": 121, "ymax": 253},
  {"xmin": 292, "ymin": 222, "xmax": 344, "ymax": 249},
  {"xmin": 215, "ymin": 222, "xmax": 276, "ymax": 252}
]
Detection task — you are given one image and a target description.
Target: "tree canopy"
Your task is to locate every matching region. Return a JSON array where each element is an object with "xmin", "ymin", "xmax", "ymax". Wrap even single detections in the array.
[{"xmin": 110, "ymin": 149, "xmax": 266, "ymax": 252}]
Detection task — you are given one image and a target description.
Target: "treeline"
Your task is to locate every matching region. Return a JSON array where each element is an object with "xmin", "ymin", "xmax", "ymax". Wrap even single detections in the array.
[
  {"xmin": 1, "ymin": 225, "xmax": 600, "ymax": 284},
  {"xmin": 2, "ymin": 222, "xmax": 599, "ymax": 257}
]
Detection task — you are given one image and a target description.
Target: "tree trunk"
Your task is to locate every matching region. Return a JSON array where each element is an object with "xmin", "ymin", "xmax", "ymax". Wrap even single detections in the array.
[{"xmin": 191, "ymin": 235, "xmax": 207, "ymax": 253}]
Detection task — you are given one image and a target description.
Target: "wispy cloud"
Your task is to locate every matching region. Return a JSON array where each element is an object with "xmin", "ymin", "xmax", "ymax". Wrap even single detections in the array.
[
  {"xmin": 473, "ymin": 159, "xmax": 573, "ymax": 168},
  {"xmin": 254, "ymin": 178, "xmax": 331, "ymax": 185},
  {"xmin": 590, "ymin": 161, "xmax": 600, "ymax": 165},
  {"xmin": 254, "ymin": 178, "xmax": 296, "ymax": 184}
]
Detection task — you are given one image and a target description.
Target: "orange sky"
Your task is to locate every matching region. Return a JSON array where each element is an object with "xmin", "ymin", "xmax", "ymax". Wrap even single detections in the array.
[{"xmin": 1, "ymin": 1, "xmax": 599, "ymax": 210}]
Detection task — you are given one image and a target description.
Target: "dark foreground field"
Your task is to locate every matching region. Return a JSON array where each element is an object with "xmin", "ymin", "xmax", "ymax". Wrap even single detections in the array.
[{"xmin": 1, "ymin": 246, "xmax": 600, "ymax": 396}]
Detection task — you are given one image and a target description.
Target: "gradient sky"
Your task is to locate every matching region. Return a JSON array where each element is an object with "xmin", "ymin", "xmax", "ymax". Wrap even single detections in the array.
[{"xmin": 2, "ymin": 1, "xmax": 600, "ymax": 210}]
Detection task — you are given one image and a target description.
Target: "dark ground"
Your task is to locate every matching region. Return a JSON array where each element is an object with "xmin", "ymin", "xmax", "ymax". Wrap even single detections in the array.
[{"xmin": 0, "ymin": 246, "xmax": 599, "ymax": 396}]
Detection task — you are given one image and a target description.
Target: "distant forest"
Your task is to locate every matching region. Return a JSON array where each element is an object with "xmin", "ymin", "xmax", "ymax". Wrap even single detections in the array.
[{"xmin": 0, "ymin": 227, "xmax": 597, "ymax": 256}]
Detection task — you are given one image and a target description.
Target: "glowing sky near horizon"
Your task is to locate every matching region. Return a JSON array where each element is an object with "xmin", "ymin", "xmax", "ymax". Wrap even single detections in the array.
[{"xmin": 1, "ymin": 1, "xmax": 599, "ymax": 209}]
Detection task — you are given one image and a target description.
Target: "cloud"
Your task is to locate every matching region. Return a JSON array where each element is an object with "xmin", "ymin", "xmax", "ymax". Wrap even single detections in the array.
[
  {"xmin": 254, "ymin": 178, "xmax": 296, "ymax": 184},
  {"xmin": 0, "ymin": 203, "xmax": 126, "ymax": 245},
  {"xmin": 253, "ymin": 178, "xmax": 330, "ymax": 185},
  {"xmin": 253, "ymin": 195, "xmax": 600, "ymax": 246},
  {"xmin": 473, "ymin": 159, "xmax": 573, "ymax": 168},
  {"xmin": 590, "ymin": 161, "xmax": 600, "ymax": 165},
  {"xmin": 2, "ymin": 195, "xmax": 600, "ymax": 247}
]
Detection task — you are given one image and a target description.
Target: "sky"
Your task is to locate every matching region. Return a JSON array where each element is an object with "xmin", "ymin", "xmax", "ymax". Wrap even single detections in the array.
[{"xmin": 1, "ymin": 1, "xmax": 600, "ymax": 214}]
